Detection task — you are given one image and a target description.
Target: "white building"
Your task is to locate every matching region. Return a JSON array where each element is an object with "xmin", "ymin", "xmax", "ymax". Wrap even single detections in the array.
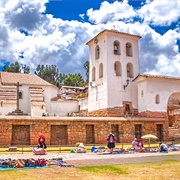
[
  {"xmin": 0, "ymin": 72, "xmax": 79, "ymax": 117},
  {"xmin": 86, "ymin": 29, "xmax": 180, "ymax": 117},
  {"xmin": 1, "ymin": 29, "xmax": 180, "ymax": 119}
]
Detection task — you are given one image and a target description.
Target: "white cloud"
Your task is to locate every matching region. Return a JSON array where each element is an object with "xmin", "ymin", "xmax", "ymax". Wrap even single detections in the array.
[
  {"xmin": 138, "ymin": 0, "xmax": 180, "ymax": 26},
  {"xmin": 145, "ymin": 54, "xmax": 180, "ymax": 76},
  {"xmin": 0, "ymin": 0, "xmax": 179, "ymax": 79},
  {"xmin": 87, "ymin": 0, "xmax": 136, "ymax": 24}
]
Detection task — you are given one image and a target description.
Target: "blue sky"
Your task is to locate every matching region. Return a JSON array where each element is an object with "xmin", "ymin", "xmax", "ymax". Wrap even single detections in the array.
[{"xmin": 0, "ymin": 0, "xmax": 180, "ymax": 78}]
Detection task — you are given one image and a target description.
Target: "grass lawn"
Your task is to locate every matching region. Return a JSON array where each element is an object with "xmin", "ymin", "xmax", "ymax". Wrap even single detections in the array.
[{"xmin": 1, "ymin": 159, "xmax": 179, "ymax": 180}]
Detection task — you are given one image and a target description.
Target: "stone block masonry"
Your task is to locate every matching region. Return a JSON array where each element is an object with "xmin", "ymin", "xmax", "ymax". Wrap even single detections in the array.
[{"xmin": 0, "ymin": 116, "xmax": 168, "ymax": 146}]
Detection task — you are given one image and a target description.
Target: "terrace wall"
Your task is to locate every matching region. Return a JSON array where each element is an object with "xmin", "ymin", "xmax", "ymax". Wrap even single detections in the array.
[{"xmin": 0, "ymin": 116, "xmax": 168, "ymax": 146}]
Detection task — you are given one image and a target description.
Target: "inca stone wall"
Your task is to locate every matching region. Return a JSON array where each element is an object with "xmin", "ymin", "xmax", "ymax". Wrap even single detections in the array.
[{"xmin": 0, "ymin": 116, "xmax": 169, "ymax": 146}]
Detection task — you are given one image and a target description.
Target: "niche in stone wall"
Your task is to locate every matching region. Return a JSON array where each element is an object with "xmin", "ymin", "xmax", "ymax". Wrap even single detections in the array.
[
  {"xmin": 12, "ymin": 125, "xmax": 30, "ymax": 145},
  {"xmin": 157, "ymin": 124, "xmax": 163, "ymax": 141},
  {"xmin": 134, "ymin": 124, "xmax": 142, "ymax": 139},
  {"xmin": 50, "ymin": 125, "xmax": 68, "ymax": 145},
  {"xmin": 111, "ymin": 124, "xmax": 120, "ymax": 143},
  {"xmin": 86, "ymin": 125, "xmax": 95, "ymax": 144}
]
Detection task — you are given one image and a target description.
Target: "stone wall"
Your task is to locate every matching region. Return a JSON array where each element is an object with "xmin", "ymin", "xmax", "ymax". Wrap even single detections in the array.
[
  {"xmin": 88, "ymin": 102, "xmax": 138, "ymax": 117},
  {"xmin": 0, "ymin": 116, "xmax": 169, "ymax": 146}
]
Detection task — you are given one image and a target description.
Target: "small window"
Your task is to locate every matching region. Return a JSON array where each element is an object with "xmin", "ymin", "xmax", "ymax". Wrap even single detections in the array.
[
  {"xmin": 135, "ymin": 124, "xmax": 142, "ymax": 139},
  {"xmin": 125, "ymin": 104, "xmax": 130, "ymax": 115},
  {"xmin": 92, "ymin": 67, "xmax": 96, "ymax": 81},
  {"xmin": 156, "ymin": 94, "xmax": 160, "ymax": 104},
  {"xmin": 99, "ymin": 63, "xmax": 103, "ymax": 78},
  {"xmin": 95, "ymin": 45, "xmax": 100, "ymax": 59},
  {"xmin": 19, "ymin": 92, "xmax": 23, "ymax": 99}
]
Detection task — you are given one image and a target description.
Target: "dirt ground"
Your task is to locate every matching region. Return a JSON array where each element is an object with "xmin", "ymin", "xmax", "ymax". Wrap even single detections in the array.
[
  {"xmin": 66, "ymin": 152, "xmax": 180, "ymax": 166},
  {"xmin": 66, "ymin": 151, "xmax": 180, "ymax": 166}
]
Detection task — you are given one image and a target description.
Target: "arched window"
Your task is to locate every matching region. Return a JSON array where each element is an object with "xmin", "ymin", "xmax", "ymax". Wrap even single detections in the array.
[
  {"xmin": 126, "ymin": 42, "xmax": 133, "ymax": 57},
  {"xmin": 127, "ymin": 63, "xmax": 134, "ymax": 78},
  {"xmin": 114, "ymin": 41, "xmax": 120, "ymax": 55},
  {"xmin": 19, "ymin": 92, "xmax": 23, "ymax": 99},
  {"xmin": 95, "ymin": 45, "xmax": 100, "ymax": 59},
  {"xmin": 99, "ymin": 63, "xmax": 103, "ymax": 78},
  {"xmin": 114, "ymin": 61, "xmax": 122, "ymax": 76},
  {"xmin": 156, "ymin": 94, "xmax": 160, "ymax": 104},
  {"xmin": 92, "ymin": 67, "xmax": 96, "ymax": 81}
]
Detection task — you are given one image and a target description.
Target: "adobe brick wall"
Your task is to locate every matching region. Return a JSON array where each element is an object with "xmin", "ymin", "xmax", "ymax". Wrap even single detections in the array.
[
  {"xmin": 138, "ymin": 111, "xmax": 167, "ymax": 118},
  {"xmin": 0, "ymin": 116, "xmax": 169, "ymax": 146},
  {"xmin": 88, "ymin": 102, "xmax": 138, "ymax": 117}
]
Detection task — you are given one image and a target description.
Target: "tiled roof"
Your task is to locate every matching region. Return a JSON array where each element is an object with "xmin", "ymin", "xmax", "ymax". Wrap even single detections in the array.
[
  {"xmin": 134, "ymin": 74, "xmax": 180, "ymax": 81},
  {"xmin": 0, "ymin": 72, "xmax": 57, "ymax": 87},
  {"xmin": 86, "ymin": 29, "xmax": 141, "ymax": 45}
]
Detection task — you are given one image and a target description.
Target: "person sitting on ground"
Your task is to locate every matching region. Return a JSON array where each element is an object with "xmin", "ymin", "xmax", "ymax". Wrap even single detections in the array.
[
  {"xmin": 107, "ymin": 133, "xmax": 116, "ymax": 154},
  {"xmin": 137, "ymin": 139, "xmax": 144, "ymax": 149},
  {"xmin": 159, "ymin": 142, "xmax": 168, "ymax": 153},
  {"xmin": 37, "ymin": 134, "xmax": 47, "ymax": 149},
  {"xmin": 31, "ymin": 134, "xmax": 47, "ymax": 155},
  {"xmin": 131, "ymin": 138, "xmax": 137, "ymax": 149}
]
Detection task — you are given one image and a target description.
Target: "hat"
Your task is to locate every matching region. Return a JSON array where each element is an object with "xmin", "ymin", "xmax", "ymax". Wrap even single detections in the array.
[{"xmin": 109, "ymin": 132, "xmax": 114, "ymax": 136}]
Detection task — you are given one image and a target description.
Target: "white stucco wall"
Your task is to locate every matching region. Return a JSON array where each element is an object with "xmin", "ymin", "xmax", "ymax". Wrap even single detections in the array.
[
  {"xmin": 137, "ymin": 78, "xmax": 180, "ymax": 112},
  {"xmin": 88, "ymin": 30, "xmax": 140, "ymax": 112},
  {"xmin": 19, "ymin": 85, "xmax": 31, "ymax": 114},
  {"xmin": 106, "ymin": 33, "xmax": 140, "ymax": 108},
  {"xmin": 79, "ymin": 98, "xmax": 88, "ymax": 110},
  {"xmin": 49, "ymin": 101, "xmax": 79, "ymax": 116},
  {"xmin": 43, "ymin": 86, "xmax": 58, "ymax": 114},
  {"xmin": 31, "ymin": 105, "xmax": 46, "ymax": 117},
  {"xmin": 0, "ymin": 102, "xmax": 16, "ymax": 116}
]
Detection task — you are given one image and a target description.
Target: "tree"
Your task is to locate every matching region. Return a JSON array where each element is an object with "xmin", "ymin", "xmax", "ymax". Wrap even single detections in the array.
[
  {"xmin": 2, "ymin": 61, "xmax": 30, "ymax": 73},
  {"xmin": 83, "ymin": 60, "xmax": 89, "ymax": 83},
  {"xmin": 2, "ymin": 61, "xmax": 21, "ymax": 73},
  {"xmin": 22, "ymin": 65, "xmax": 30, "ymax": 74},
  {"xmin": 56, "ymin": 73, "xmax": 67, "ymax": 87},
  {"xmin": 64, "ymin": 73, "xmax": 85, "ymax": 86},
  {"xmin": 34, "ymin": 64, "xmax": 59, "ymax": 86}
]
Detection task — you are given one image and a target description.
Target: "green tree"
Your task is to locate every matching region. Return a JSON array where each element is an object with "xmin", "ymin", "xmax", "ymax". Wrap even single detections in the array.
[
  {"xmin": 2, "ymin": 61, "xmax": 30, "ymax": 73},
  {"xmin": 64, "ymin": 73, "xmax": 85, "ymax": 86},
  {"xmin": 56, "ymin": 73, "xmax": 67, "ymax": 87},
  {"xmin": 34, "ymin": 64, "xmax": 59, "ymax": 86},
  {"xmin": 22, "ymin": 65, "xmax": 30, "ymax": 74},
  {"xmin": 83, "ymin": 60, "xmax": 89, "ymax": 83},
  {"xmin": 2, "ymin": 61, "xmax": 21, "ymax": 73}
]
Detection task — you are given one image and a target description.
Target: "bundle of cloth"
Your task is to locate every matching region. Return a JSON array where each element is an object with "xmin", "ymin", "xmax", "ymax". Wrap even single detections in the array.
[{"xmin": 75, "ymin": 142, "xmax": 86, "ymax": 153}]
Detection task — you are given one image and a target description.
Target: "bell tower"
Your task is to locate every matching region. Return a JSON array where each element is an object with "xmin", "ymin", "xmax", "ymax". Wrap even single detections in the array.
[{"xmin": 86, "ymin": 29, "xmax": 141, "ymax": 117}]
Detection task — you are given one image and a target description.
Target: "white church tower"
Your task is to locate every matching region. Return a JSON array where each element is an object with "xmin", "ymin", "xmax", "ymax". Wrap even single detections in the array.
[{"xmin": 86, "ymin": 29, "xmax": 141, "ymax": 116}]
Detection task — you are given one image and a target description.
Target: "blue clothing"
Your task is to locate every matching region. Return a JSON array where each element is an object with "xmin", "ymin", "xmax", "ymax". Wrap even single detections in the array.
[{"xmin": 160, "ymin": 144, "xmax": 168, "ymax": 152}]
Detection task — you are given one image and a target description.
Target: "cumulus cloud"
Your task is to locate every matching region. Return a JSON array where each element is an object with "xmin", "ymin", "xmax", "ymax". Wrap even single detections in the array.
[
  {"xmin": 87, "ymin": 0, "xmax": 136, "ymax": 24},
  {"xmin": 138, "ymin": 0, "xmax": 180, "ymax": 26},
  {"xmin": 0, "ymin": 0, "xmax": 179, "ymax": 78}
]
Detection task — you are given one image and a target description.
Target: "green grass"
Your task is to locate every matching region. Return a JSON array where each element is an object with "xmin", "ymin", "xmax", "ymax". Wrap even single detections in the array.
[
  {"xmin": 1, "ymin": 159, "xmax": 180, "ymax": 180},
  {"xmin": 78, "ymin": 165, "xmax": 128, "ymax": 175}
]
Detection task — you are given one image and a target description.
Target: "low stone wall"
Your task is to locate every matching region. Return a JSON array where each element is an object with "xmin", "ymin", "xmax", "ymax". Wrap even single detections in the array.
[{"xmin": 0, "ymin": 116, "xmax": 169, "ymax": 146}]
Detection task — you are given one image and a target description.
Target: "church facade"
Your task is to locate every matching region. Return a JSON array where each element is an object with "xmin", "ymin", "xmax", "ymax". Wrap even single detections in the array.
[{"xmin": 0, "ymin": 29, "xmax": 180, "ymax": 146}]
